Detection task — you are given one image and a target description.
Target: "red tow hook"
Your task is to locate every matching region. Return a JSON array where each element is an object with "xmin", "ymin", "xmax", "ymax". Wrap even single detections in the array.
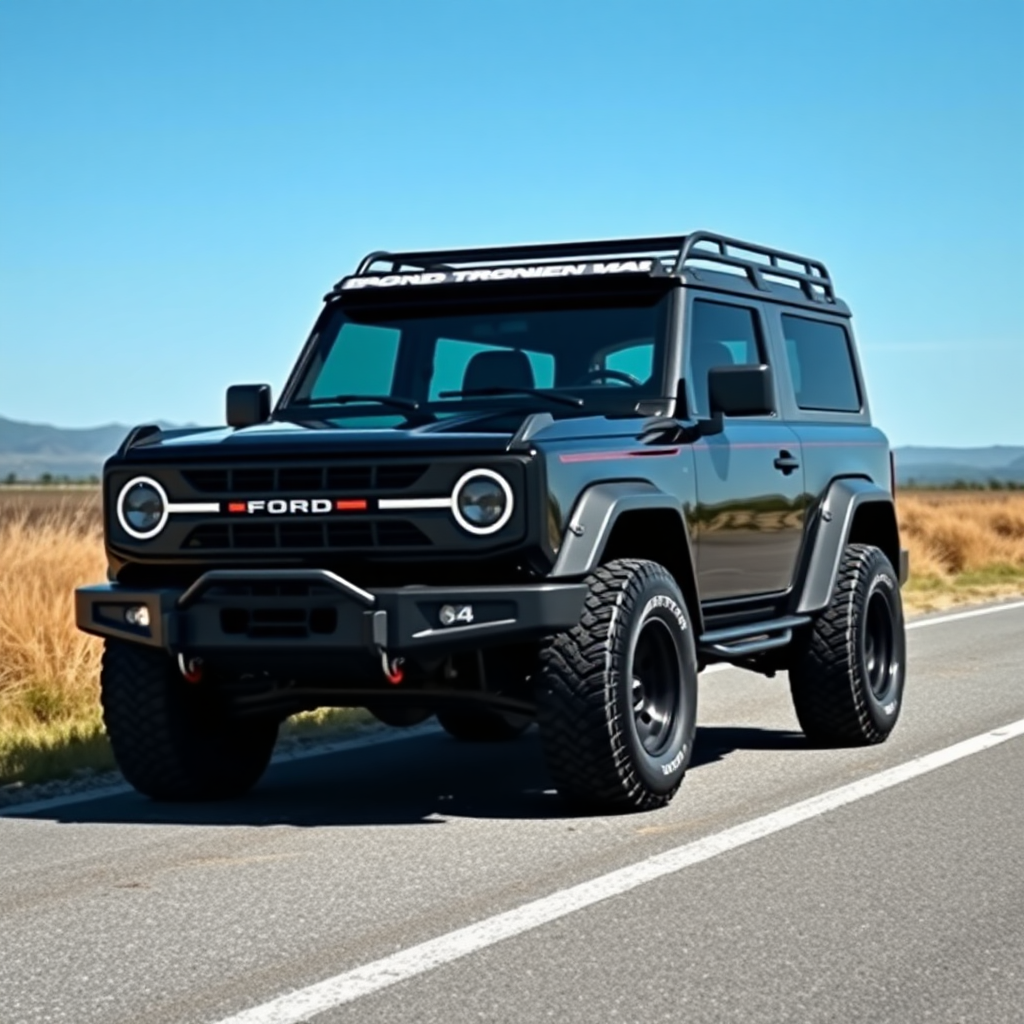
[
  {"xmin": 177, "ymin": 653, "xmax": 204, "ymax": 684},
  {"xmin": 379, "ymin": 649, "xmax": 405, "ymax": 685}
]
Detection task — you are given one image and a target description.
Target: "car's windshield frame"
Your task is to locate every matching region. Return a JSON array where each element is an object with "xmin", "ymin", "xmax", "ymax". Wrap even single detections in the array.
[{"xmin": 277, "ymin": 282, "xmax": 680, "ymax": 422}]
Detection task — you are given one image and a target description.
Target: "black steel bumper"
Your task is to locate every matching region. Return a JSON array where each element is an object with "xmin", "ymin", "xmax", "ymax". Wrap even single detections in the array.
[{"xmin": 75, "ymin": 569, "xmax": 587, "ymax": 657}]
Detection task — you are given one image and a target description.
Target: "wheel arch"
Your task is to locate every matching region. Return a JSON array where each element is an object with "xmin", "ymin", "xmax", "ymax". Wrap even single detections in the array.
[
  {"xmin": 793, "ymin": 477, "xmax": 903, "ymax": 616},
  {"xmin": 549, "ymin": 482, "xmax": 702, "ymax": 632}
]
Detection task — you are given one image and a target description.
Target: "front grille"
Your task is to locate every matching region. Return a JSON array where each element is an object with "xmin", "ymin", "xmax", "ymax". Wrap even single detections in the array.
[
  {"xmin": 219, "ymin": 606, "xmax": 338, "ymax": 640},
  {"xmin": 182, "ymin": 520, "xmax": 430, "ymax": 551},
  {"xmin": 204, "ymin": 583, "xmax": 341, "ymax": 640},
  {"xmin": 181, "ymin": 463, "xmax": 426, "ymax": 495}
]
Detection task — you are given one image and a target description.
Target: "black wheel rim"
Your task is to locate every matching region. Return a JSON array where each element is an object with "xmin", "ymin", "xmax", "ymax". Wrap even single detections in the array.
[
  {"xmin": 630, "ymin": 617, "xmax": 680, "ymax": 757},
  {"xmin": 864, "ymin": 589, "xmax": 897, "ymax": 700}
]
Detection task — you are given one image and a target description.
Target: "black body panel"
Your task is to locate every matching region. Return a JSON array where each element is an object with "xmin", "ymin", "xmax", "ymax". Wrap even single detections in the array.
[{"xmin": 78, "ymin": 230, "xmax": 904, "ymax": 698}]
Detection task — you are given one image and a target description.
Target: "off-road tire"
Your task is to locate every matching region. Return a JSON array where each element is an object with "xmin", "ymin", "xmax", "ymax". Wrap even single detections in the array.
[
  {"xmin": 537, "ymin": 559, "xmax": 698, "ymax": 812},
  {"xmin": 100, "ymin": 639, "xmax": 278, "ymax": 801},
  {"xmin": 436, "ymin": 707, "xmax": 531, "ymax": 742},
  {"xmin": 789, "ymin": 543, "xmax": 906, "ymax": 745}
]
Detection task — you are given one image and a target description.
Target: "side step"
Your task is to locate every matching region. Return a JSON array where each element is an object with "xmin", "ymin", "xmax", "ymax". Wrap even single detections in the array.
[{"xmin": 698, "ymin": 615, "xmax": 810, "ymax": 662}]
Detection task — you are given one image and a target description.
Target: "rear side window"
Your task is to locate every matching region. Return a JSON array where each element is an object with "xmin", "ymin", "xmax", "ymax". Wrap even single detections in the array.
[
  {"xmin": 687, "ymin": 300, "xmax": 765, "ymax": 416},
  {"xmin": 781, "ymin": 315, "xmax": 861, "ymax": 413}
]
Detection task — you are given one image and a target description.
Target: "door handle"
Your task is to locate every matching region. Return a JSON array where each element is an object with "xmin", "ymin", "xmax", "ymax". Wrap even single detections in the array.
[{"xmin": 773, "ymin": 450, "xmax": 800, "ymax": 475}]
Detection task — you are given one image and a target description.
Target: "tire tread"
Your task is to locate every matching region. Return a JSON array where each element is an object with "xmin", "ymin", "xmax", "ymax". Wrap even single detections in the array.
[
  {"xmin": 101, "ymin": 640, "xmax": 276, "ymax": 801},
  {"xmin": 789, "ymin": 543, "xmax": 898, "ymax": 745},
  {"xmin": 538, "ymin": 559, "xmax": 686, "ymax": 812}
]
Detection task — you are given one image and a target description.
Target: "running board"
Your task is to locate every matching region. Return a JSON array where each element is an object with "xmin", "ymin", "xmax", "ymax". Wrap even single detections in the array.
[{"xmin": 698, "ymin": 615, "xmax": 810, "ymax": 662}]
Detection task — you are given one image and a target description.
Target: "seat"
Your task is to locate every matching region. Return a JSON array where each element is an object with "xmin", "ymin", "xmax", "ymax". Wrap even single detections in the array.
[{"xmin": 462, "ymin": 349, "xmax": 536, "ymax": 393}]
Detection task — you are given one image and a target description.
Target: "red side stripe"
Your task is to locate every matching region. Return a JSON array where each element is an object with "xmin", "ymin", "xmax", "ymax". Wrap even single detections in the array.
[
  {"xmin": 559, "ymin": 448, "xmax": 680, "ymax": 464},
  {"xmin": 336, "ymin": 499, "xmax": 368, "ymax": 511},
  {"xmin": 228, "ymin": 502, "xmax": 246, "ymax": 513}
]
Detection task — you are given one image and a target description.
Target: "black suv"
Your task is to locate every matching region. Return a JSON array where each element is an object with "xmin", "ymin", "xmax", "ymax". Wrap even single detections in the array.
[{"xmin": 77, "ymin": 232, "xmax": 908, "ymax": 811}]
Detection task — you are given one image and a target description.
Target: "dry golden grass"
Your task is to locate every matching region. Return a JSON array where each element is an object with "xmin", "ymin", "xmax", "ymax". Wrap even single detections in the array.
[
  {"xmin": 897, "ymin": 491, "xmax": 1024, "ymax": 612},
  {"xmin": 1, "ymin": 487, "xmax": 1022, "ymax": 785},
  {"xmin": 0, "ymin": 489, "xmax": 369, "ymax": 786},
  {"xmin": 0, "ymin": 490, "xmax": 112, "ymax": 784}
]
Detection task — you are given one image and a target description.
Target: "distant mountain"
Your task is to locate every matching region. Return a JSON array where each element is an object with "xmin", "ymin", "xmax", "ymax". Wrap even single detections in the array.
[
  {"xmin": 1, "ymin": 414, "xmax": 1022, "ymax": 485},
  {"xmin": 894, "ymin": 446, "xmax": 1024, "ymax": 486},
  {"xmin": 0, "ymin": 415, "xmax": 180, "ymax": 480}
]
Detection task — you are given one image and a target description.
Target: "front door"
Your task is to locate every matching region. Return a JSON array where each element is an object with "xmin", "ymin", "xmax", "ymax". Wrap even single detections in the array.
[{"xmin": 685, "ymin": 297, "xmax": 806, "ymax": 601}]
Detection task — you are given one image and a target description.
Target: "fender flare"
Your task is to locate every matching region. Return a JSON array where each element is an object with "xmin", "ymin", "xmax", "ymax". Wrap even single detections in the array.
[
  {"xmin": 794, "ymin": 478, "xmax": 901, "ymax": 615},
  {"xmin": 550, "ymin": 481, "xmax": 692, "ymax": 578}
]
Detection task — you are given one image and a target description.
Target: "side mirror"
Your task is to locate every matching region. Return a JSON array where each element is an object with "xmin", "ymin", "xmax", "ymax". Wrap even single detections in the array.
[
  {"xmin": 708, "ymin": 364, "xmax": 774, "ymax": 417},
  {"xmin": 226, "ymin": 384, "xmax": 271, "ymax": 428}
]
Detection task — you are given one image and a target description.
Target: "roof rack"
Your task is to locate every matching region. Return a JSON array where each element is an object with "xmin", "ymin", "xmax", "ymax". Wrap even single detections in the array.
[
  {"xmin": 355, "ymin": 235, "xmax": 689, "ymax": 275},
  {"xmin": 353, "ymin": 231, "xmax": 836, "ymax": 303},
  {"xmin": 675, "ymin": 232, "xmax": 835, "ymax": 304}
]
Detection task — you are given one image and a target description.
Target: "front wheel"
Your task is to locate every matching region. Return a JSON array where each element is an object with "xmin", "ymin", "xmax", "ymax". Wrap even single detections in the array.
[
  {"xmin": 537, "ymin": 559, "xmax": 698, "ymax": 812},
  {"xmin": 100, "ymin": 640, "xmax": 278, "ymax": 801},
  {"xmin": 789, "ymin": 543, "xmax": 906, "ymax": 745}
]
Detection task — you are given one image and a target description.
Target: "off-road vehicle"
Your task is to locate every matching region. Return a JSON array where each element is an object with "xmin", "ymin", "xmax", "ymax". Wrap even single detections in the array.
[{"xmin": 77, "ymin": 232, "xmax": 908, "ymax": 811}]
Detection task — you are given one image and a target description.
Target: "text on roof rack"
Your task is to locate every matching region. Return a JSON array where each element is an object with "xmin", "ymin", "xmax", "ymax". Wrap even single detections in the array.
[{"xmin": 341, "ymin": 260, "xmax": 656, "ymax": 289}]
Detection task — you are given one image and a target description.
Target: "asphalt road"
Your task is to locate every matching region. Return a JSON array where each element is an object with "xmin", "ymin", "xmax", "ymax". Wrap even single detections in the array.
[{"xmin": 2, "ymin": 600, "xmax": 1023, "ymax": 1024}]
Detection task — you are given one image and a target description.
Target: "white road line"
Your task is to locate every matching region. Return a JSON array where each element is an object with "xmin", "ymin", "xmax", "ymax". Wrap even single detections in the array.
[
  {"xmin": 211, "ymin": 715, "xmax": 1024, "ymax": 1024},
  {"xmin": 3, "ymin": 599, "xmax": 1021, "ymax": 818},
  {"xmin": 906, "ymin": 599, "xmax": 1024, "ymax": 630}
]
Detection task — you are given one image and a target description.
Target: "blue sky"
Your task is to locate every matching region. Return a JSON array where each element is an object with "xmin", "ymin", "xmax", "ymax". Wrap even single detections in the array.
[{"xmin": 1, "ymin": 0, "xmax": 1021, "ymax": 445}]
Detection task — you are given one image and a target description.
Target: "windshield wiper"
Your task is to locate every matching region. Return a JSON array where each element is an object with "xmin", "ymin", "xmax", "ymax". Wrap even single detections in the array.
[
  {"xmin": 291, "ymin": 393, "xmax": 420, "ymax": 412},
  {"xmin": 438, "ymin": 386, "xmax": 583, "ymax": 409}
]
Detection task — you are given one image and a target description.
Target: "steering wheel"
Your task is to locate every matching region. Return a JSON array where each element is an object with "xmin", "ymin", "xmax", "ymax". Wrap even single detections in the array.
[{"xmin": 574, "ymin": 368, "xmax": 643, "ymax": 387}]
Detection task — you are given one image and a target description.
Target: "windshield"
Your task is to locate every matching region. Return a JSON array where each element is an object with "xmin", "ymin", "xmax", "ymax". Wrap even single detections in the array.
[{"xmin": 281, "ymin": 291, "xmax": 673, "ymax": 420}]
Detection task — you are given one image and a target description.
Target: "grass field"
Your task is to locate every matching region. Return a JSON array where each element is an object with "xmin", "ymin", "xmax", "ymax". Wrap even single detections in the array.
[{"xmin": 2, "ymin": 486, "xmax": 1022, "ymax": 787}]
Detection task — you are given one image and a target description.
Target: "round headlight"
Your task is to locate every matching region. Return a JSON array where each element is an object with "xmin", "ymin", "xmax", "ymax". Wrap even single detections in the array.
[
  {"xmin": 117, "ymin": 477, "xmax": 169, "ymax": 540},
  {"xmin": 452, "ymin": 469, "xmax": 514, "ymax": 535}
]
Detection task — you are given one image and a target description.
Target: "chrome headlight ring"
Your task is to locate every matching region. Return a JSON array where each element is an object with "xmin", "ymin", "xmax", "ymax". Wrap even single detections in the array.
[
  {"xmin": 451, "ymin": 468, "xmax": 514, "ymax": 536},
  {"xmin": 116, "ymin": 476, "xmax": 170, "ymax": 540}
]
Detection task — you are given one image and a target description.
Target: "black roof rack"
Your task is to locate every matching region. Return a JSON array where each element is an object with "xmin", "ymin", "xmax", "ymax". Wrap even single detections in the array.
[
  {"xmin": 355, "ymin": 235, "xmax": 688, "ymax": 275},
  {"xmin": 353, "ymin": 231, "xmax": 836, "ymax": 304},
  {"xmin": 675, "ymin": 232, "xmax": 835, "ymax": 303}
]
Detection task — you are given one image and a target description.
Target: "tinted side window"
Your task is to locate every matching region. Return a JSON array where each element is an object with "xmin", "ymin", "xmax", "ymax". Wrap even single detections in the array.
[
  {"xmin": 781, "ymin": 315, "xmax": 861, "ymax": 413},
  {"xmin": 687, "ymin": 300, "xmax": 765, "ymax": 416}
]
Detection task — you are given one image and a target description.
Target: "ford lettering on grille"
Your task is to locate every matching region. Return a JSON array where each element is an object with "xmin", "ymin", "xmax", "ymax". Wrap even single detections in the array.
[{"xmin": 226, "ymin": 498, "xmax": 368, "ymax": 515}]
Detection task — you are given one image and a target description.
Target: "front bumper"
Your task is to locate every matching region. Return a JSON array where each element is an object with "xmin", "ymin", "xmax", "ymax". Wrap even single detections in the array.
[{"xmin": 75, "ymin": 569, "xmax": 587, "ymax": 658}]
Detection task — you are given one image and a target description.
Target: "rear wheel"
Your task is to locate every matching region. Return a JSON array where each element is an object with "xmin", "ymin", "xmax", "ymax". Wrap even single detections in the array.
[
  {"xmin": 537, "ymin": 559, "xmax": 698, "ymax": 812},
  {"xmin": 100, "ymin": 639, "xmax": 278, "ymax": 801},
  {"xmin": 436, "ymin": 707, "xmax": 531, "ymax": 742},
  {"xmin": 789, "ymin": 544, "xmax": 906, "ymax": 745}
]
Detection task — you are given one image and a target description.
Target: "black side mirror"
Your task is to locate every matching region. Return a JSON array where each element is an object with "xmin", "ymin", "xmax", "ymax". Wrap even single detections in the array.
[
  {"xmin": 226, "ymin": 384, "xmax": 271, "ymax": 428},
  {"xmin": 708, "ymin": 364, "xmax": 774, "ymax": 417}
]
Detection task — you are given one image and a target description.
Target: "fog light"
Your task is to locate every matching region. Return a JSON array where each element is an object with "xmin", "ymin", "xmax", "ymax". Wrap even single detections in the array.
[{"xmin": 125, "ymin": 605, "xmax": 150, "ymax": 628}]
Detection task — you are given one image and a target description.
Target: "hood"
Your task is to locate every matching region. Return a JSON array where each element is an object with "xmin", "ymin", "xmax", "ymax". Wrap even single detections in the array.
[{"xmin": 112, "ymin": 411, "xmax": 658, "ymax": 465}]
